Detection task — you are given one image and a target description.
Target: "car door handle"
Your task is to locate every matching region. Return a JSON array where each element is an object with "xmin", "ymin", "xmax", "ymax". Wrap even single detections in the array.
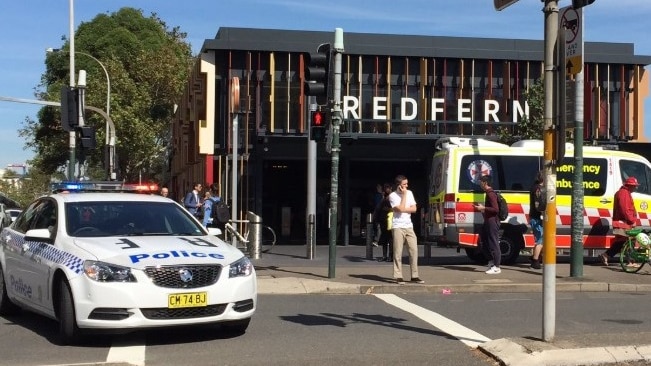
[{"xmin": 600, "ymin": 198, "xmax": 612, "ymax": 204}]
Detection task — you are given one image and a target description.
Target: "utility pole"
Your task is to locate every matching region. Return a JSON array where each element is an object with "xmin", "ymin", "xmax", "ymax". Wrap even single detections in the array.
[
  {"xmin": 67, "ymin": 0, "xmax": 76, "ymax": 180},
  {"xmin": 542, "ymin": 0, "xmax": 559, "ymax": 342},
  {"xmin": 328, "ymin": 28, "xmax": 344, "ymax": 279}
]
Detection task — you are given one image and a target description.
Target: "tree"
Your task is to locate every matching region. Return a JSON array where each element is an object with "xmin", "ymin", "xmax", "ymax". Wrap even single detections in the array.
[
  {"xmin": 497, "ymin": 78, "xmax": 545, "ymax": 145},
  {"xmin": 21, "ymin": 7, "xmax": 193, "ymax": 182},
  {"xmin": 0, "ymin": 168, "xmax": 58, "ymax": 208}
]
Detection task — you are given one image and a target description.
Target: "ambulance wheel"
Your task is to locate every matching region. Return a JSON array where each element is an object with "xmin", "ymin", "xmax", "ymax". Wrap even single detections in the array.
[
  {"xmin": 499, "ymin": 235, "xmax": 522, "ymax": 265},
  {"xmin": 464, "ymin": 248, "xmax": 488, "ymax": 264}
]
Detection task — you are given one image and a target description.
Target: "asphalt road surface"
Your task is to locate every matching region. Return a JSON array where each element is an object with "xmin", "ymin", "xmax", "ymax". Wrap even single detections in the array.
[{"xmin": 2, "ymin": 292, "xmax": 651, "ymax": 365}]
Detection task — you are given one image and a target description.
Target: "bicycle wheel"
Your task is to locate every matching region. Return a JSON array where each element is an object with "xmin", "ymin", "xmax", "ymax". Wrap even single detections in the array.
[
  {"xmin": 260, "ymin": 225, "xmax": 277, "ymax": 253},
  {"xmin": 620, "ymin": 239, "xmax": 646, "ymax": 273}
]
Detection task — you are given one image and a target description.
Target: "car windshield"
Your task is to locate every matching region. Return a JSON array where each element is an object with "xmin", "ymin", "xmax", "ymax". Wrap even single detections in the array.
[
  {"xmin": 65, "ymin": 201, "xmax": 206, "ymax": 237},
  {"xmin": 9, "ymin": 211, "xmax": 19, "ymax": 218}
]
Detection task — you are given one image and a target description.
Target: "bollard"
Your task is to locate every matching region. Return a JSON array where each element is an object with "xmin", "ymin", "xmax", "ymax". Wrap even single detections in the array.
[
  {"xmin": 307, "ymin": 213, "xmax": 315, "ymax": 259},
  {"xmin": 247, "ymin": 211, "xmax": 262, "ymax": 259},
  {"xmin": 366, "ymin": 213, "xmax": 374, "ymax": 260}
]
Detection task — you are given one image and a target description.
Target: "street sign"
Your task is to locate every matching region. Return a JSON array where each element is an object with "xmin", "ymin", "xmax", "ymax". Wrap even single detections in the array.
[
  {"xmin": 494, "ymin": 0, "xmax": 519, "ymax": 11},
  {"xmin": 559, "ymin": 6, "xmax": 583, "ymax": 75},
  {"xmin": 565, "ymin": 80, "xmax": 576, "ymax": 129}
]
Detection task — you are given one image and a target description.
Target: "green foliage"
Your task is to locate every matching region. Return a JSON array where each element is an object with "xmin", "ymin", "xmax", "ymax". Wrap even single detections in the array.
[
  {"xmin": 21, "ymin": 7, "xmax": 194, "ymax": 182},
  {"xmin": 0, "ymin": 168, "xmax": 58, "ymax": 208},
  {"xmin": 497, "ymin": 79, "xmax": 545, "ymax": 145}
]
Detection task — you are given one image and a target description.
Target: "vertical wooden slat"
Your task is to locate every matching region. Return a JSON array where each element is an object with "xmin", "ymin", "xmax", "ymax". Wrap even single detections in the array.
[
  {"xmin": 387, "ymin": 57, "xmax": 391, "ymax": 133},
  {"xmin": 419, "ymin": 57, "xmax": 427, "ymax": 134},
  {"xmin": 269, "ymin": 52, "xmax": 275, "ymax": 132},
  {"xmin": 357, "ymin": 55, "xmax": 362, "ymax": 132}
]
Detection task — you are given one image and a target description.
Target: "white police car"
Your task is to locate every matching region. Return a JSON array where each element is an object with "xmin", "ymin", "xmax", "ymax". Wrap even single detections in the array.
[{"xmin": 0, "ymin": 182, "xmax": 256, "ymax": 344}]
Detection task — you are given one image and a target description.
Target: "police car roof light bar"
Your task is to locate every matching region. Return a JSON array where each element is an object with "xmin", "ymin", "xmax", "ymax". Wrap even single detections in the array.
[{"xmin": 51, "ymin": 181, "xmax": 159, "ymax": 193}]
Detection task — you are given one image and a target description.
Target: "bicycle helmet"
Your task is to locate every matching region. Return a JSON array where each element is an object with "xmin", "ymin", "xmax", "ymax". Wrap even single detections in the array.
[
  {"xmin": 636, "ymin": 232, "xmax": 651, "ymax": 246},
  {"xmin": 624, "ymin": 177, "xmax": 639, "ymax": 186}
]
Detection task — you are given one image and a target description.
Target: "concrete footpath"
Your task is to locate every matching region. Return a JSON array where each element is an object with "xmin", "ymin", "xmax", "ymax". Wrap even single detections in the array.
[{"xmin": 251, "ymin": 244, "xmax": 651, "ymax": 366}]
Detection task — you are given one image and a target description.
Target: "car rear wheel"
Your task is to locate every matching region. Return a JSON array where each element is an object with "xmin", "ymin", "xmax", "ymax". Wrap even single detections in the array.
[
  {"xmin": 0, "ymin": 265, "xmax": 20, "ymax": 316},
  {"xmin": 58, "ymin": 279, "xmax": 81, "ymax": 345}
]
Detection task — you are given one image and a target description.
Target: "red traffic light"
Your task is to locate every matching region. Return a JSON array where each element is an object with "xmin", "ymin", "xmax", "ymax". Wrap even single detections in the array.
[{"xmin": 311, "ymin": 111, "xmax": 324, "ymax": 126}]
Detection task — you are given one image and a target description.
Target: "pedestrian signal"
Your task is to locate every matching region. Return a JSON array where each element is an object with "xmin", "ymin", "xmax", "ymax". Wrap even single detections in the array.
[{"xmin": 310, "ymin": 110, "xmax": 326, "ymax": 142}]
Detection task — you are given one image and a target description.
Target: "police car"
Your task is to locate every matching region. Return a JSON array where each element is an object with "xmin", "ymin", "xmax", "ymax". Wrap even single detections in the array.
[{"xmin": 0, "ymin": 182, "xmax": 256, "ymax": 344}]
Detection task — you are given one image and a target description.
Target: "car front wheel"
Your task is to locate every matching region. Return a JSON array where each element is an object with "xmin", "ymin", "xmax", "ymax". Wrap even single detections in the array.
[
  {"xmin": 58, "ymin": 279, "xmax": 81, "ymax": 345},
  {"xmin": 0, "ymin": 265, "xmax": 20, "ymax": 315}
]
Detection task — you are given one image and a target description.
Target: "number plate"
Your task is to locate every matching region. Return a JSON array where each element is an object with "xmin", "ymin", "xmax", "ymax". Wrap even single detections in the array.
[{"xmin": 168, "ymin": 292, "xmax": 208, "ymax": 308}]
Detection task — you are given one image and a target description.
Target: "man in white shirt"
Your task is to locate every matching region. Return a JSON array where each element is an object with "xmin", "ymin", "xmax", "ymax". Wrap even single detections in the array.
[{"xmin": 389, "ymin": 175, "xmax": 424, "ymax": 285}]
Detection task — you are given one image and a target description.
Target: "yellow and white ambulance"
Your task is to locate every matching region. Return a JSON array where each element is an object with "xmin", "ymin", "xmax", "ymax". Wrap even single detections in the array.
[{"xmin": 425, "ymin": 137, "xmax": 651, "ymax": 264}]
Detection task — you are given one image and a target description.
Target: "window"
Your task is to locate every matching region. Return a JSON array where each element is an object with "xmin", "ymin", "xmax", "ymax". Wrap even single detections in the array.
[
  {"xmin": 620, "ymin": 159, "xmax": 651, "ymax": 195},
  {"xmin": 458, "ymin": 155, "xmax": 540, "ymax": 192}
]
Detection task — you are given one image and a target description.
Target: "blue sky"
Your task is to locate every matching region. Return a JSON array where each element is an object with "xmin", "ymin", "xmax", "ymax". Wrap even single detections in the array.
[{"xmin": 1, "ymin": 0, "xmax": 650, "ymax": 173}]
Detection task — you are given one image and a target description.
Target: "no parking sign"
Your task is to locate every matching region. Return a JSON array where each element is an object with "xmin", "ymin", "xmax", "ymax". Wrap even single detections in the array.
[{"xmin": 560, "ymin": 6, "xmax": 583, "ymax": 75}]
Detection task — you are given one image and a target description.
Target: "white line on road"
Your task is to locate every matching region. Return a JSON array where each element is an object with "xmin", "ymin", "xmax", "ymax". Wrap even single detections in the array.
[
  {"xmin": 375, "ymin": 293, "xmax": 491, "ymax": 348},
  {"xmin": 106, "ymin": 337, "xmax": 146, "ymax": 366}
]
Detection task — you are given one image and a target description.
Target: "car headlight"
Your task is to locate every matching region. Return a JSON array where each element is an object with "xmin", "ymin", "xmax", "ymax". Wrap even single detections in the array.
[
  {"xmin": 84, "ymin": 261, "xmax": 136, "ymax": 282},
  {"xmin": 229, "ymin": 256, "xmax": 253, "ymax": 278}
]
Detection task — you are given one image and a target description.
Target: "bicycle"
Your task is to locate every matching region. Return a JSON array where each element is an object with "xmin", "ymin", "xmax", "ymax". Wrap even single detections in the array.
[
  {"xmin": 619, "ymin": 228, "xmax": 651, "ymax": 273},
  {"xmin": 223, "ymin": 219, "xmax": 277, "ymax": 254}
]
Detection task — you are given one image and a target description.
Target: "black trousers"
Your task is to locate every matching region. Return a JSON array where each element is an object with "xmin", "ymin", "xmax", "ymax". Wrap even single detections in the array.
[{"xmin": 480, "ymin": 218, "xmax": 501, "ymax": 267}]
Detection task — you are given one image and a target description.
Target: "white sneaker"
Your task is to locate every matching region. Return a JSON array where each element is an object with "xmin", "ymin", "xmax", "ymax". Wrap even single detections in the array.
[
  {"xmin": 487, "ymin": 260, "xmax": 494, "ymax": 268},
  {"xmin": 485, "ymin": 266, "xmax": 501, "ymax": 274}
]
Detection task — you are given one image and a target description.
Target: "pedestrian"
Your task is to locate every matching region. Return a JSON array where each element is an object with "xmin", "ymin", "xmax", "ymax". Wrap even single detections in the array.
[
  {"xmin": 599, "ymin": 176, "xmax": 639, "ymax": 266},
  {"xmin": 374, "ymin": 182, "xmax": 393, "ymax": 262},
  {"xmin": 529, "ymin": 171, "xmax": 546, "ymax": 269},
  {"xmin": 473, "ymin": 175, "xmax": 502, "ymax": 274},
  {"xmin": 202, "ymin": 183, "xmax": 222, "ymax": 228},
  {"xmin": 389, "ymin": 175, "xmax": 424, "ymax": 284},
  {"xmin": 371, "ymin": 183, "xmax": 383, "ymax": 246},
  {"xmin": 160, "ymin": 186, "xmax": 169, "ymax": 198},
  {"xmin": 183, "ymin": 182, "xmax": 203, "ymax": 218}
]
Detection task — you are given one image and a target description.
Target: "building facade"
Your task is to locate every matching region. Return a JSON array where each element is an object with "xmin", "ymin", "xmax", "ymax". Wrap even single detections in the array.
[{"xmin": 169, "ymin": 27, "xmax": 651, "ymax": 244}]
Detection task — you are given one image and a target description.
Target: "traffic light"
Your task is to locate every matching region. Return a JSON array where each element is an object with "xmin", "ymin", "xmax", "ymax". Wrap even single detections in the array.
[
  {"xmin": 304, "ymin": 43, "xmax": 332, "ymax": 106},
  {"xmin": 60, "ymin": 86, "xmax": 79, "ymax": 132},
  {"xmin": 310, "ymin": 110, "xmax": 327, "ymax": 142},
  {"xmin": 572, "ymin": 0, "xmax": 595, "ymax": 9},
  {"xmin": 76, "ymin": 126, "xmax": 97, "ymax": 149}
]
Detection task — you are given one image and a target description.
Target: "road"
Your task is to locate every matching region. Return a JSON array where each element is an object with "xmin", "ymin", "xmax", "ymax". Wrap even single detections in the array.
[{"xmin": 2, "ymin": 292, "xmax": 651, "ymax": 365}]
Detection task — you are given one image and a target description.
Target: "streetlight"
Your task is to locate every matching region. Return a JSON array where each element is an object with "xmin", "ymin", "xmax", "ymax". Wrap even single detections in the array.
[
  {"xmin": 46, "ymin": 47, "xmax": 116, "ymax": 180},
  {"xmin": 46, "ymin": 48, "xmax": 110, "ymax": 116}
]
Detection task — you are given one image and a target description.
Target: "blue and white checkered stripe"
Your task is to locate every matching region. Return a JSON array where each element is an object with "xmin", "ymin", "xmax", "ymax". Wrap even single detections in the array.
[{"xmin": 7, "ymin": 233, "xmax": 84, "ymax": 274}]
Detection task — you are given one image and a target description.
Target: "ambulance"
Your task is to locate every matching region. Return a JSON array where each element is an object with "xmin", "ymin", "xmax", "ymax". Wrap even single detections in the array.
[{"xmin": 425, "ymin": 137, "xmax": 651, "ymax": 264}]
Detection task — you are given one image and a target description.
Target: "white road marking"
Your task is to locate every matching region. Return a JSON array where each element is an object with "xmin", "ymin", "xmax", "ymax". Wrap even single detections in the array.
[
  {"xmin": 106, "ymin": 337, "xmax": 146, "ymax": 366},
  {"xmin": 375, "ymin": 293, "xmax": 491, "ymax": 348}
]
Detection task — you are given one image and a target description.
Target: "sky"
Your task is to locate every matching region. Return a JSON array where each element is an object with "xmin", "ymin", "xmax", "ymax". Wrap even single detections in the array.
[{"xmin": 1, "ymin": 0, "xmax": 650, "ymax": 173}]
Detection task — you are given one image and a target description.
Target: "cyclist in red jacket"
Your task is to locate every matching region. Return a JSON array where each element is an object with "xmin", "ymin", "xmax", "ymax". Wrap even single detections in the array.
[{"xmin": 599, "ymin": 176, "xmax": 639, "ymax": 266}]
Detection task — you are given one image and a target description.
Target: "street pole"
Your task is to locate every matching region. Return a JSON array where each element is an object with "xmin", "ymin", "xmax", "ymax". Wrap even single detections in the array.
[
  {"xmin": 328, "ymin": 28, "xmax": 344, "ymax": 279},
  {"xmin": 77, "ymin": 70, "xmax": 87, "ymax": 178},
  {"xmin": 570, "ymin": 9, "xmax": 585, "ymax": 278},
  {"xmin": 47, "ymin": 48, "xmax": 114, "ymax": 180},
  {"xmin": 231, "ymin": 77, "xmax": 240, "ymax": 246},
  {"xmin": 68, "ymin": 0, "xmax": 76, "ymax": 180},
  {"xmin": 307, "ymin": 95, "xmax": 317, "ymax": 259},
  {"xmin": 76, "ymin": 51, "xmax": 112, "ymax": 180},
  {"xmin": 542, "ymin": 0, "xmax": 559, "ymax": 342}
]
